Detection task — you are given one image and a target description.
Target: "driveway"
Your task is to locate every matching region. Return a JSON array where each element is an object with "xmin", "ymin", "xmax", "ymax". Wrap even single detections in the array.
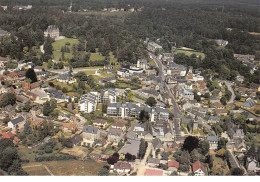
[{"xmin": 225, "ymin": 81, "xmax": 235, "ymax": 104}]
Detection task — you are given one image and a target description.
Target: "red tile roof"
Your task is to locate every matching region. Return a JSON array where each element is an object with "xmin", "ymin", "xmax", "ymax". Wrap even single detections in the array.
[
  {"xmin": 2, "ymin": 131, "xmax": 15, "ymax": 139},
  {"xmin": 93, "ymin": 119, "xmax": 107, "ymax": 124},
  {"xmin": 168, "ymin": 160, "xmax": 179, "ymax": 169},
  {"xmin": 145, "ymin": 169, "xmax": 163, "ymax": 176},
  {"xmin": 192, "ymin": 161, "xmax": 206, "ymax": 173},
  {"xmin": 8, "ymin": 72, "xmax": 18, "ymax": 78}
]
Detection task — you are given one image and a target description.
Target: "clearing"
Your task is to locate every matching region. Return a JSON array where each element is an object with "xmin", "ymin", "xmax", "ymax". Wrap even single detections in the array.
[
  {"xmin": 173, "ymin": 47, "xmax": 205, "ymax": 59},
  {"xmin": 22, "ymin": 160, "xmax": 104, "ymax": 176},
  {"xmin": 52, "ymin": 38, "xmax": 79, "ymax": 61}
]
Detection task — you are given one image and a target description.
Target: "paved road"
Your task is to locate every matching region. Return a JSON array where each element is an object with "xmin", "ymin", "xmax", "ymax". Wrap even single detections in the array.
[
  {"xmin": 136, "ymin": 142, "xmax": 152, "ymax": 176},
  {"xmin": 46, "ymin": 68, "xmax": 100, "ymax": 75},
  {"xmin": 225, "ymin": 81, "xmax": 236, "ymax": 104},
  {"xmin": 228, "ymin": 149, "xmax": 241, "ymax": 169},
  {"xmin": 149, "ymin": 52, "xmax": 182, "ymax": 137}
]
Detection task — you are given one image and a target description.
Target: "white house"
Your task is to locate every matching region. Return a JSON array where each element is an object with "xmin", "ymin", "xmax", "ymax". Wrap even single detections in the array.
[
  {"xmin": 192, "ymin": 161, "xmax": 206, "ymax": 176},
  {"xmin": 8, "ymin": 116, "xmax": 25, "ymax": 129}
]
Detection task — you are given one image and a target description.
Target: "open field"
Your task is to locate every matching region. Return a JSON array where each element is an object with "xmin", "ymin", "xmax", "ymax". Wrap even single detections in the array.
[
  {"xmin": 22, "ymin": 160, "xmax": 105, "ymax": 176},
  {"xmin": 52, "ymin": 38, "xmax": 79, "ymax": 61},
  {"xmin": 212, "ymin": 155, "xmax": 230, "ymax": 175},
  {"xmin": 173, "ymin": 47, "xmax": 205, "ymax": 59}
]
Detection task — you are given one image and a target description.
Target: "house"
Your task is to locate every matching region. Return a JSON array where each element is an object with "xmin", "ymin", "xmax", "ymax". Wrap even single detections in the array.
[
  {"xmin": 247, "ymin": 158, "xmax": 260, "ymax": 174},
  {"xmin": 151, "ymin": 138, "xmax": 163, "ymax": 157},
  {"xmin": 112, "ymin": 161, "xmax": 132, "ymax": 174},
  {"xmin": 137, "ymin": 59, "xmax": 148, "ymax": 70},
  {"xmin": 107, "ymin": 128, "xmax": 123, "ymax": 144},
  {"xmin": 119, "ymin": 139, "xmax": 140, "ymax": 157},
  {"xmin": 153, "ymin": 121, "xmax": 173, "ymax": 141},
  {"xmin": 0, "ymin": 29, "xmax": 11, "ymax": 38},
  {"xmin": 147, "ymin": 158, "xmax": 160, "ymax": 167},
  {"xmin": 8, "ymin": 116, "xmax": 25, "ymax": 129},
  {"xmin": 213, "ymin": 102, "xmax": 225, "ymax": 109},
  {"xmin": 212, "ymin": 39, "xmax": 228, "ymax": 47},
  {"xmin": 57, "ymin": 73, "xmax": 76, "ymax": 83},
  {"xmin": 241, "ymin": 98, "xmax": 256, "ymax": 109},
  {"xmin": 147, "ymin": 41, "xmax": 163, "ymax": 53},
  {"xmin": 79, "ymin": 92, "xmax": 98, "ymax": 113},
  {"xmin": 82, "ymin": 126, "xmax": 100, "ymax": 146},
  {"xmin": 44, "ymin": 25, "xmax": 59, "ymax": 39},
  {"xmin": 93, "ymin": 119, "xmax": 107, "ymax": 128},
  {"xmin": 168, "ymin": 160, "xmax": 179, "ymax": 171},
  {"xmin": 192, "ymin": 161, "xmax": 206, "ymax": 176},
  {"xmin": 111, "ymin": 122, "xmax": 126, "ymax": 131},
  {"xmin": 145, "ymin": 169, "xmax": 163, "ymax": 176},
  {"xmin": 63, "ymin": 123, "xmax": 77, "ymax": 133},
  {"xmin": 34, "ymin": 66, "xmax": 43, "ymax": 72},
  {"xmin": 71, "ymin": 134, "xmax": 83, "ymax": 146},
  {"xmin": 206, "ymin": 116, "xmax": 220, "ymax": 124},
  {"xmin": 2, "ymin": 131, "xmax": 15, "ymax": 139},
  {"xmin": 206, "ymin": 136, "xmax": 218, "ymax": 150},
  {"xmin": 162, "ymin": 53, "xmax": 174, "ymax": 63}
]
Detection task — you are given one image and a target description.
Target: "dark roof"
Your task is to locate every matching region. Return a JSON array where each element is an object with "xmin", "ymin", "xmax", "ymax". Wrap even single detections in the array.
[
  {"xmin": 10, "ymin": 116, "xmax": 25, "ymax": 125},
  {"xmin": 71, "ymin": 134, "xmax": 83, "ymax": 144},
  {"xmin": 82, "ymin": 126, "xmax": 98, "ymax": 134},
  {"xmin": 147, "ymin": 158, "xmax": 160, "ymax": 164},
  {"xmin": 152, "ymin": 138, "xmax": 162, "ymax": 149}
]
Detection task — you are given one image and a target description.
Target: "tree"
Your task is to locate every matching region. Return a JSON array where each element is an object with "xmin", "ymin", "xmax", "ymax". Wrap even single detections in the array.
[
  {"xmin": 180, "ymin": 150, "xmax": 191, "ymax": 165},
  {"xmin": 216, "ymin": 148, "xmax": 226, "ymax": 158},
  {"xmin": 231, "ymin": 168, "xmax": 244, "ymax": 176},
  {"xmin": 138, "ymin": 139, "xmax": 147, "ymax": 159},
  {"xmin": 145, "ymin": 97, "xmax": 157, "ymax": 107},
  {"xmin": 0, "ymin": 139, "xmax": 27, "ymax": 175},
  {"xmin": 23, "ymin": 123, "xmax": 32, "ymax": 135},
  {"xmin": 42, "ymin": 101, "xmax": 53, "ymax": 116},
  {"xmin": 102, "ymin": 104, "xmax": 107, "ymax": 113},
  {"xmin": 44, "ymin": 35, "xmax": 53, "ymax": 56},
  {"xmin": 0, "ymin": 93, "xmax": 16, "ymax": 108},
  {"xmin": 182, "ymin": 136, "xmax": 199, "ymax": 153},
  {"xmin": 200, "ymin": 140, "xmax": 209, "ymax": 155},
  {"xmin": 220, "ymin": 97, "xmax": 227, "ymax": 105},
  {"xmin": 217, "ymin": 138, "xmax": 228, "ymax": 150},
  {"xmin": 98, "ymin": 167, "xmax": 109, "ymax": 176},
  {"xmin": 190, "ymin": 149, "xmax": 204, "ymax": 163},
  {"xmin": 23, "ymin": 101, "xmax": 32, "ymax": 112},
  {"xmin": 25, "ymin": 68, "xmax": 37, "ymax": 83},
  {"xmin": 107, "ymin": 153, "xmax": 119, "ymax": 164},
  {"xmin": 139, "ymin": 110, "xmax": 150, "ymax": 123},
  {"xmin": 246, "ymin": 143, "xmax": 256, "ymax": 159}
]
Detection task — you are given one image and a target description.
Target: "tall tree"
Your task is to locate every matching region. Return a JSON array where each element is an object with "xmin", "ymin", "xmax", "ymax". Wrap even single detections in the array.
[
  {"xmin": 182, "ymin": 136, "xmax": 199, "ymax": 153},
  {"xmin": 25, "ymin": 68, "xmax": 37, "ymax": 83}
]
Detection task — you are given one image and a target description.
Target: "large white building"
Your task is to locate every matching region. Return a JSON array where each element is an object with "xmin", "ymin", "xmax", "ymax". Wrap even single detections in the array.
[
  {"xmin": 107, "ymin": 102, "xmax": 169, "ymax": 122},
  {"xmin": 79, "ymin": 92, "xmax": 98, "ymax": 113},
  {"xmin": 137, "ymin": 59, "xmax": 148, "ymax": 70},
  {"xmin": 79, "ymin": 89, "xmax": 117, "ymax": 113}
]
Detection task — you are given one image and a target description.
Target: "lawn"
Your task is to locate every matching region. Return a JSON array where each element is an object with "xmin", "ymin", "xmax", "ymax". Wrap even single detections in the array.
[
  {"xmin": 22, "ymin": 160, "xmax": 105, "ymax": 176},
  {"xmin": 52, "ymin": 38, "xmax": 79, "ymax": 61},
  {"xmin": 115, "ymin": 80, "xmax": 141, "ymax": 90},
  {"xmin": 173, "ymin": 47, "xmax": 205, "ymax": 59},
  {"xmin": 89, "ymin": 51, "xmax": 117, "ymax": 63}
]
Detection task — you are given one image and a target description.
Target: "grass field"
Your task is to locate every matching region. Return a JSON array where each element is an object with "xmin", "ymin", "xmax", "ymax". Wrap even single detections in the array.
[
  {"xmin": 22, "ymin": 160, "xmax": 105, "ymax": 176},
  {"xmin": 52, "ymin": 38, "xmax": 79, "ymax": 61},
  {"xmin": 23, "ymin": 164, "xmax": 50, "ymax": 176},
  {"xmin": 173, "ymin": 48, "xmax": 205, "ymax": 59}
]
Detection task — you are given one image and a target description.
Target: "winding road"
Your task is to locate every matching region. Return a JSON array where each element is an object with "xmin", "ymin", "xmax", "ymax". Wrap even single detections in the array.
[{"xmin": 225, "ymin": 81, "xmax": 236, "ymax": 104}]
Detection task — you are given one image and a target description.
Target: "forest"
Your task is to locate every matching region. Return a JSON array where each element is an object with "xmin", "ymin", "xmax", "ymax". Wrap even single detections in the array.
[{"xmin": 0, "ymin": 0, "xmax": 259, "ymax": 84}]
